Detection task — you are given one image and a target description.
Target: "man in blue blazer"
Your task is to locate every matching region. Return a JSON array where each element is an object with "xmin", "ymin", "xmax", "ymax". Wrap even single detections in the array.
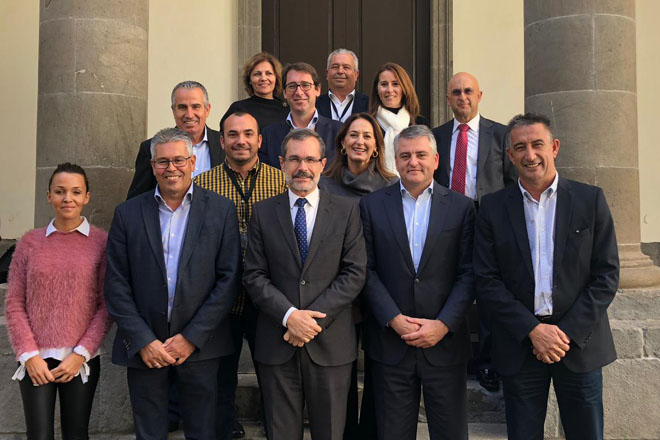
[
  {"xmin": 474, "ymin": 113, "xmax": 619, "ymax": 440},
  {"xmin": 105, "ymin": 127, "xmax": 242, "ymax": 440},
  {"xmin": 259, "ymin": 62, "xmax": 342, "ymax": 169},
  {"xmin": 316, "ymin": 49, "xmax": 369, "ymax": 123},
  {"xmin": 360, "ymin": 125, "xmax": 475, "ymax": 440}
]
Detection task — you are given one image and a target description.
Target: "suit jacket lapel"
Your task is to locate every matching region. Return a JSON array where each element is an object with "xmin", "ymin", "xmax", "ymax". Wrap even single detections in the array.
[
  {"xmin": 384, "ymin": 185, "xmax": 416, "ymax": 275},
  {"xmin": 505, "ymin": 187, "xmax": 534, "ymax": 280},
  {"xmin": 176, "ymin": 186, "xmax": 206, "ymax": 280},
  {"xmin": 477, "ymin": 118, "xmax": 493, "ymax": 181},
  {"xmin": 274, "ymin": 193, "xmax": 303, "ymax": 269},
  {"xmin": 207, "ymin": 126, "xmax": 221, "ymax": 166},
  {"xmin": 416, "ymin": 183, "xmax": 450, "ymax": 274},
  {"xmin": 141, "ymin": 195, "xmax": 167, "ymax": 282},
  {"xmin": 303, "ymin": 192, "xmax": 331, "ymax": 272},
  {"xmin": 553, "ymin": 178, "xmax": 572, "ymax": 275}
]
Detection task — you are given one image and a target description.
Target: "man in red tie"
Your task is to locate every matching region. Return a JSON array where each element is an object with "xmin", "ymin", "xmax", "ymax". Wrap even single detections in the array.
[{"xmin": 432, "ymin": 72, "xmax": 517, "ymax": 392}]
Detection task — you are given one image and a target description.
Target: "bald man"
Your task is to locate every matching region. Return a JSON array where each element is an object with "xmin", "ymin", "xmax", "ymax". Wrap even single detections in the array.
[{"xmin": 432, "ymin": 72, "xmax": 517, "ymax": 392}]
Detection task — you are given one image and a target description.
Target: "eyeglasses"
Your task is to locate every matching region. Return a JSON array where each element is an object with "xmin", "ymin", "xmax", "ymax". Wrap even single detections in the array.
[
  {"xmin": 284, "ymin": 82, "xmax": 315, "ymax": 92},
  {"xmin": 283, "ymin": 156, "xmax": 323, "ymax": 165},
  {"xmin": 152, "ymin": 155, "xmax": 192, "ymax": 169}
]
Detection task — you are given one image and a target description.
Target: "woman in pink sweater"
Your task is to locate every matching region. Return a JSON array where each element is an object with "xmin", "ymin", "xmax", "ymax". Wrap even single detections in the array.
[{"xmin": 5, "ymin": 162, "xmax": 112, "ymax": 440}]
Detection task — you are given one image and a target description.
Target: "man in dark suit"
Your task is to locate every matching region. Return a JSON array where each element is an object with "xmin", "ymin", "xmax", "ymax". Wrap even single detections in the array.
[
  {"xmin": 474, "ymin": 113, "xmax": 619, "ymax": 440},
  {"xmin": 359, "ymin": 125, "xmax": 475, "ymax": 440},
  {"xmin": 105, "ymin": 127, "xmax": 242, "ymax": 440},
  {"xmin": 259, "ymin": 62, "xmax": 342, "ymax": 169},
  {"xmin": 244, "ymin": 128, "xmax": 366, "ymax": 440},
  {"xmin": 316, "ymin": 49, "xmax": 369, "ymax": 123},
  {"xmin": 432, "ymin": 72, "xmax": 517, "ymax": 391},
  {"xmin": 126, "ymin": 81, "xmax": 225, "ymax": 199}
]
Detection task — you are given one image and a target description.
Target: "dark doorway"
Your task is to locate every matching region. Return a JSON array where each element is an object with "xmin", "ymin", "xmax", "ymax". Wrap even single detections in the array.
[{"xmin": 262, "ymin": 0, "xmax": 431, "ymax": 119}]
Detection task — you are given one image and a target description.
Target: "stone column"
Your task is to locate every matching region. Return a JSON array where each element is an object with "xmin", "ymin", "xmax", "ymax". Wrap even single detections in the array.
[
  {"xmin": 524, "ymin": 0, "xmax": 660, "ymax": 288},
  {"xmin": 430, "ymin": 0, "xmax": 452, "ymax": 126},
  {"xmin": 35, "ymin": 0, "xmax": 149, "ymax": 231}
]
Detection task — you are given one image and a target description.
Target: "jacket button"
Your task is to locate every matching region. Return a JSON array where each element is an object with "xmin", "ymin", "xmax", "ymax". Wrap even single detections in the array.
[
  {"xmin": 414, "ymin": 278, "xmax": 419, "ymax": 283},
  {"xmin": 300, "ymin": 280, "xmax": 306, "ymax": 286}
]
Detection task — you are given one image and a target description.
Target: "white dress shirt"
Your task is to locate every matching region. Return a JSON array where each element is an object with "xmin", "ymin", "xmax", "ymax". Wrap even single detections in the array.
[
  {"xmin": 400, "ymin": 181, "xmax": 434, "ymax": 272},
  {"xmin": 192, "ymin": 127, "xmax": 211, "ymax": 177},
  {"xmin": 328, "ymin": 89, "xmax": 356, "ymax": 122},
  {"xmin": 287, "ymin": 110, "xmax": 320, "ymax": 130},
  {"xmin": 519, "ymin": 173, "xmax": 559, "ymax": 316},
  {"xmin": 282, "ymin": 187, "xmax": 321, "ymax": 326},
  {"xmin": 449, "ymin": 114, "xmax": 480, "ymax": 200}
]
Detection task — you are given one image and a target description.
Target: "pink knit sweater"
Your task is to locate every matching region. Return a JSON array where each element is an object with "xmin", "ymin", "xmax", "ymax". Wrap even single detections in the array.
[{"xmin": 5, "ymin": 225, "xmax": 112, "ymax": 359}]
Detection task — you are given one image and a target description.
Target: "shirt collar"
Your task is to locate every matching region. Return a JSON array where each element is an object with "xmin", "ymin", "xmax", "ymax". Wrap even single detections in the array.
[
  {"xmin": 518, "ymin": 172, "xmax": 559, "ymax": 202},
  {"xmin": 45, "ymin": 217, "xmax": 90, "ymax": 237},
  {"xmin": 225, "ymin": 159, "xmax": 260, "ymax": 175},
  {"xmin": 154, "ymin": 182, "xmax": 195, "ymax": 206},
  {"xmin": 452, "ymin": 113, "xmax": 481, "ymax": 133},
  {"xmin": 328, "ymin": 89, "xmax": 356, "ymax": 103},
  {"xmin": 193, "ymin": 127, "xmax": 209, "ymax": 148},
  {"xmin": 399, "ymin": 180, "xmax": 434, "ymax": 199},
  {"xmin": 288, "ymin": 186, "xmax": 320, "ymax": 209},
  {"xmin": 287, "ymin": 110, "xmax": 320, "ymax": 129}
]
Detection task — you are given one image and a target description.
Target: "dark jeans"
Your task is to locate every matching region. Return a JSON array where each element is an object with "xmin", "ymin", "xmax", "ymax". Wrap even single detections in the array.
[
  {"xmin": 502, "ymin": 353, "xmax": 604, "ymax": 440},
  {"xmin": 18, "ymin": 356, "xmax": 100, "ymax": 440}
]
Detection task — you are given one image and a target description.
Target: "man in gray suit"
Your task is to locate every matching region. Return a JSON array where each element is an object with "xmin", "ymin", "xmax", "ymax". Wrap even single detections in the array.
[
  {"xmin": 432, "ymin": 72, "xmax": 517, "ymax": 391},
  {"xmin": 243, "ymin": 128, "xmax": 367, "ymax": 440}
]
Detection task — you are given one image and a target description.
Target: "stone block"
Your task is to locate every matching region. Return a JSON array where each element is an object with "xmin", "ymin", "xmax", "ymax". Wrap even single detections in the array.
[
  {"xmin": 235, "ymin": 374, "xmax": 261, "ymax": 420},
  {"xmin": 644, "ymin": 324, "xmax": 660, "ymax": 358},
  {"xmin": 74, "ymin": 20, "xmax": 148, "ymax": 96},
  {"xmin": 609, "ymin": 289, "xmax": 660, "ymax": 320},
  {"xmin": 610, "ymin": 320, "xmax": 644, "ymax": 358},
  {"xmin": 0, "ymin": 317, "xmax": 10, "ymax": 353},
  {"xmin": 41, "ymin": 0, "xmax": 148, "ymax": 30},
  {"xmin": 525, "ymin": 16, "xmax": 593, "ymax": 97},
  {"xmin": 92, "ymin": 355, "xmax": 134, "ymax": 434},
  {"xmin": 525, "ymin": 0, "xmax": 635, "ymax": 25},
  {"xmin": 36, "ymin": 93, "xmax": 147, "ymax": 168},
  {"xmin": 594, "ymin": 15, "xmax": 636, "ymax": 92},
  {"xmin": 525, "ymin": 91, "xmax": 638, "ymax": 169},
  {"xmin": 556, "ymin": 167, "xmax": 595, "ymax": 185},
  {"xmin": 38, "ymin": 19, "xmax": 75, "ymax": 95},
  {"xmin": 0, "ymin": 354, "xmax": 26, "ymax": 434},
  {"xmin": 466, "ymin": 380, "xmax": 506, "ymax": 423},
  {"xmin": 0, "ymin": 284, "xmax": 6, "ymax": 317},
  {"xmin": 595, "ymin": 167, "xmax": 640, "ymax": 245},
  {"xmin": 602, "ymin": 358, "xmax": 660, "ymax": 439},
  {"xmin": 544, "ymin": 385, "xmax": 563, "ymax": 439},
  {"xmin": 240, "ymin": 0, "xmax": 262, "ymax": 28}
]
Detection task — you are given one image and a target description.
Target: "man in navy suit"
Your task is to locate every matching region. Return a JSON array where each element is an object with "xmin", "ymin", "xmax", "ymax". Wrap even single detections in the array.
[
  {"xmin": 259, "ymin": 62, "xmax": 342, "ymax": 169},
  {"xmin": 360, "ymin": 125, "xmax": 475, "ymax": 440},
  {"xmin": 316, "ymin": 49, "xmax": 369, "ymax": 123},
  {"xmin": 105, "ymin": 127, "xmax": 242, "ymax": 440},
  {"xmin": 474, "ymin": 113, "xmax": 619, "ymax": 439}
]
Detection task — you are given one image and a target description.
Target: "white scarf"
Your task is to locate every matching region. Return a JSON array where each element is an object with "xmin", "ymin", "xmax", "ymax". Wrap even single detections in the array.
[{"xmin": 376, "ymin": 106, "xmax": 410, "ymax": 176}]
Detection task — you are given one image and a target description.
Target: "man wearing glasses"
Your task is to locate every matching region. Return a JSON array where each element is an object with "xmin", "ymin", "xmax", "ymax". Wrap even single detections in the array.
[
  {"xmin": 244, "ymin": 129, "xmax": 367, "ymax": 440},
  {"xmin": 259, "ymin": 62, "xmax": 343, "ymax": 169},
  {"xmin": 105, "ymin": 127, "xmax": 242, "ymax": 439}
]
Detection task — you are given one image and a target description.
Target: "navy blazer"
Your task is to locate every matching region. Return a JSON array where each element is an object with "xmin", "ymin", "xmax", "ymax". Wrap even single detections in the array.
[
  {"xmin": 474, "ymin": 178, "xmax": 619, "ymax": 375},
  {"xmin": 359, "ymin": 182, "xmax": 475, "ymax": 367},
  {"xmin": 105, "ymin": 184, "xmax": 242, "ymax": 368},
  {"xmin": 126, "ymin": 127, "xmax": 225, "ymax": 200},
  {"xmin": 432, "ymin": 116, "xmax": 517, "ymax": 201},
  {"xmin": 258, "ymin": 115, "xmax": 343, "ymax": 169},
  {"xmin": 316, "ymin": 91, "xmax": 370, "ymax": 120}
]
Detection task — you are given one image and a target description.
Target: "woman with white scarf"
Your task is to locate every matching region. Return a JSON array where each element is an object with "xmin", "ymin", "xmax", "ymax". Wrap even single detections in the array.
[{"xmin": 369, "ymin": 62, "xmax": 429, "ymax": 175}]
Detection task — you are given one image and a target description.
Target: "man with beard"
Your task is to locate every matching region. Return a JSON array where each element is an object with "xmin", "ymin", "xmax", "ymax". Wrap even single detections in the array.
[
  {"xmin": 317, "ymin": 49, "xmax": 369, "ymax": 123},
  {"xmin": 244, "ymin": 128, "xmax": 367, "ymax": 440}
]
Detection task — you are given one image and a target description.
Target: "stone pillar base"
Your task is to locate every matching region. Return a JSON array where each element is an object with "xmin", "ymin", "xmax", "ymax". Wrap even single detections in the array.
[{"xmin": 619, "ymin": 244, "xmax": 660, "ymax": 289}]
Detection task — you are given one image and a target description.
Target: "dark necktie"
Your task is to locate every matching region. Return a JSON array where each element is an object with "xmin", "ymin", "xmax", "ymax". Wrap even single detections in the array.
[
  {"xmin": 294, "ymin": 198, "xmax": 308, "ymax": 263},
  {"xmin": 451, "ymin": 123, "xmax": 469, "ymax": 195}
]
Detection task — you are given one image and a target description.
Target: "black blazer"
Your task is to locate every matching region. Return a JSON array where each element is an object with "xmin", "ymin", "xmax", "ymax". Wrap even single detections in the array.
[
  {"xmin": 258, "ymin": 115, "xmax": 343, "ymax": 169},
  {"xmin": 105, "ymin": 185, "xmax": 242, "ymax": 368},
  {"xmin": 126, "ymin": 126, "xmax": 225, "ymax": 200},
  {"xmin": 316, "ymin": 91, "xmax": 370, "ymax": 120},
  {"xmin": 359, "ymin": 182, "xmax": 475, "ymax": 367},
  {"xmin": 474, "ymin": 178, "xmax": 619, "ymax": 375},
  {"xmin": 432, "ymin": 116, "xmax": 517, "ymax": 201},
  {"xmin": 243, "ymin": 190, "xmax": 367, "ymax": 367}
]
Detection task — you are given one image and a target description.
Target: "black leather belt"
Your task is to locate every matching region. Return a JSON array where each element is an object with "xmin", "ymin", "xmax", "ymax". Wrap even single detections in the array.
[{"xmin": 536, "ymin": 315, "xmax": 552, "ymax": 323}]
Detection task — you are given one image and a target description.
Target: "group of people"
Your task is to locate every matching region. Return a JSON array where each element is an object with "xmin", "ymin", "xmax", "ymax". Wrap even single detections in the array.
[{"xmin": 5, "ymin": 48, "xmax": 619, "ymax": 440}]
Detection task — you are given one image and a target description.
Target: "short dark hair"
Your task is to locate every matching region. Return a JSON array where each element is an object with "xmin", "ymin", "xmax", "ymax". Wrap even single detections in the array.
[
  {"xmin": 220, "ymin": 111, "xmax": 260, "ymax": 135},
  {"xmin": 506, "ymin": 113, "xmax": 554, "ymax": 148},
  {"xmin": 282, "ymin": 62, "xmax": 320, "ymax": 87},
  {"xmin": 281, "ymin": 128, "xmax": 325, "ymax": 159},
  {"xmin": 48, "ymin": 162, "xmax": 89, "ymax": 192}
]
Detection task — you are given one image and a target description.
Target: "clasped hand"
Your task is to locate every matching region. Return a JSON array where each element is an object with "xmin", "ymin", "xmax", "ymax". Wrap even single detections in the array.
[
  {"xmin": 529, "ymin": 323, "xmax": 571, "ymax": 364},
  {"xmin": 390, "ymin": 314, "xmax": 449, "ymax": 349},
  {"xmin": 139, "ymin": 334, "xmax": 195, "ymax": 368},
  {"xmin": 283, "ymin": 309, "xmax": 326, "ymax": 347},
  {"xmin": 26, "ymin": 352, "xmax": 86, "ymax": 385}
]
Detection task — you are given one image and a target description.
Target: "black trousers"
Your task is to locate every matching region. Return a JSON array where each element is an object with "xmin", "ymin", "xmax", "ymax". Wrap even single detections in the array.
[{"xmin": 18, "ymin": 356, "xmax": 100, "ymax": 440}]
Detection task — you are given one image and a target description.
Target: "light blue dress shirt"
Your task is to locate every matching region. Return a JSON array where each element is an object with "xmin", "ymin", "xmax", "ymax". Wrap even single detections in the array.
[
  {"xmin": 155, "ymin": 183, "xmax": 194, "ymax": 321},
  {"xmin": 400, "ymin": 181, "xmax": 434, "ymax": 272},
  {"xmin": 192, "ymin": 127, "xmax": 211, "ymax": 177}
]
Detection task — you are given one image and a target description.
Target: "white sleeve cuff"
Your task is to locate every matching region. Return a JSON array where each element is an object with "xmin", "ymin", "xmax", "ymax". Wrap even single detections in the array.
[
  {"xmin": 74, "ymin": 346, "xmax": 91, "ymax": 362},
  {"xmin": 282, "ymin": 307, "xmax": 298, "ymax": 327},
  {"xmin": 18, "ymin": 351, "xmax": 39, "ymax": 364}
]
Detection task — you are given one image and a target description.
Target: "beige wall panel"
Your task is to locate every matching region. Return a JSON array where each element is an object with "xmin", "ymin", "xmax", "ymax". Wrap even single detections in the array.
[
  {"xmin": 147, "ymin": 0, "xmax": 238, "ymax": 137},
  {"xmin": 637, "ymin": 0, "xmax": 660, "ymax": 242},
  {"xmin": 452, "ymin": 0, "xmax": 524, "ymax": 126},
  {"xmin": 0, "ymin": 3, "xmax": 39, "ymax": 238}
]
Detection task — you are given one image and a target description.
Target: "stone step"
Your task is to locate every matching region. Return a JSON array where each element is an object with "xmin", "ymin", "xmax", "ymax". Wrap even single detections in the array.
[
  {"xmin": 610, "ymin": 318, "xmax": 660, "ymax": 359},
  {"xmin": 609, "ymin": 288, "xmax": 660, "ymax": 320}
]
